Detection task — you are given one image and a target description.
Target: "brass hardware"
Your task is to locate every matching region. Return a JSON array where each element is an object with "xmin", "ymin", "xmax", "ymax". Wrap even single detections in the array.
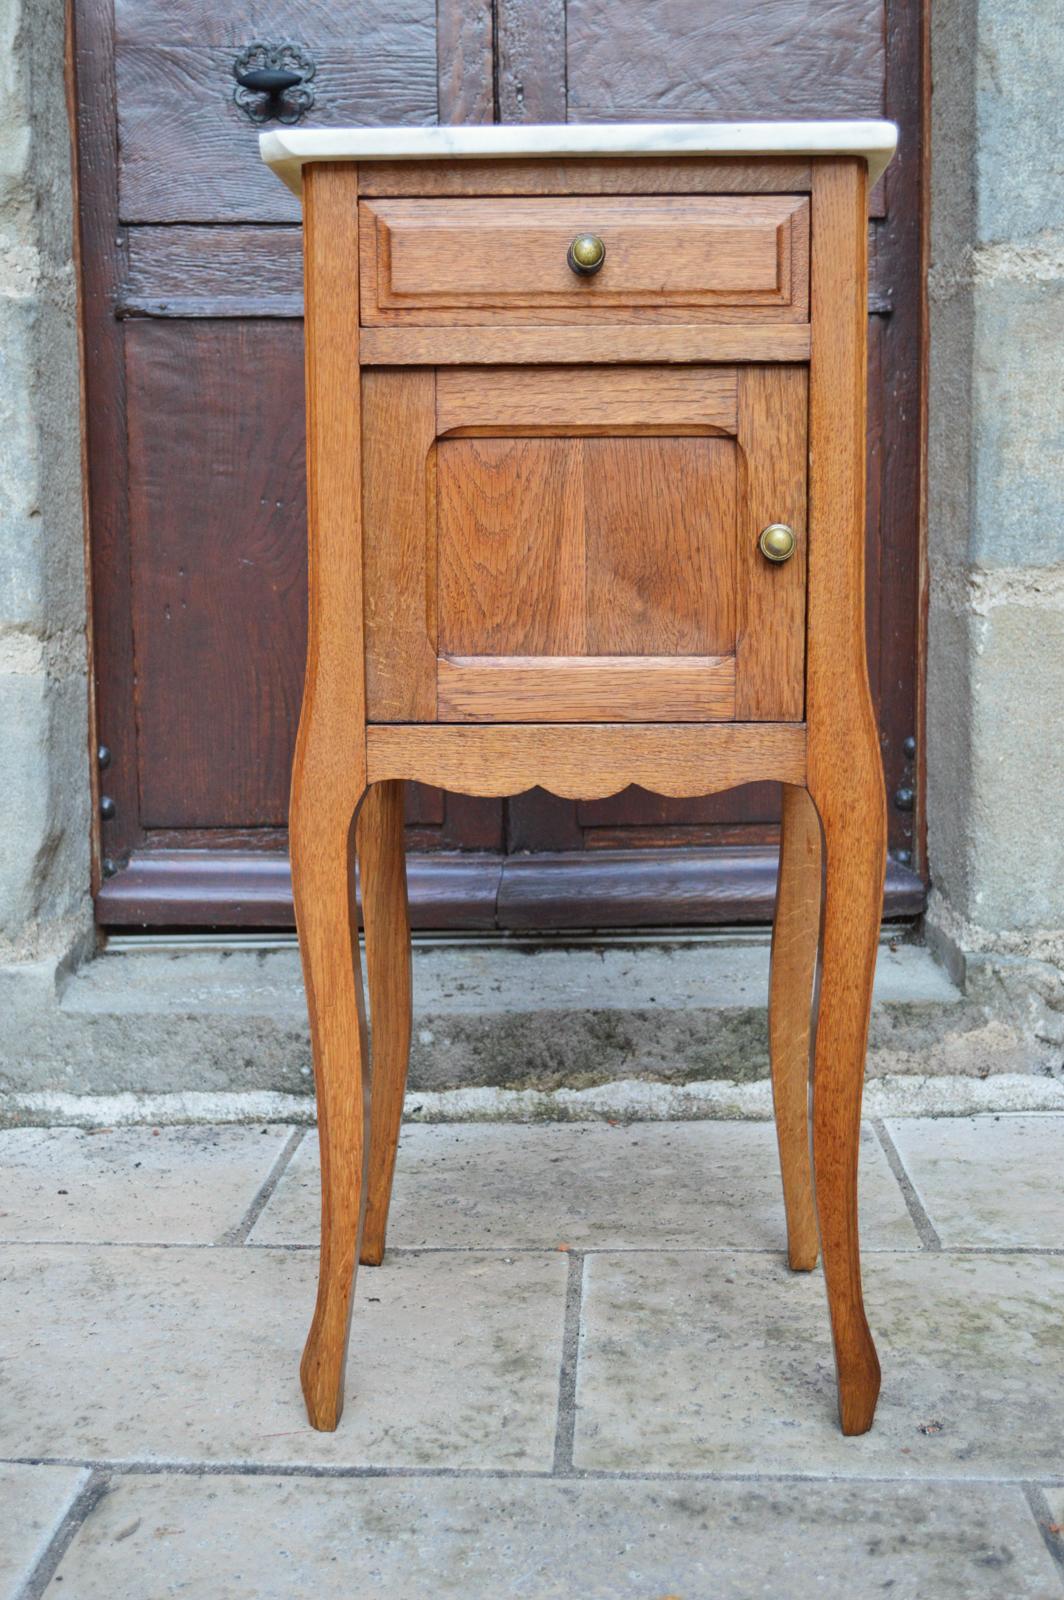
[
  {"xmin": 567, "ymin": 234, "xmax": 606, "ymax": 276},
  {"xmin": 758, "ymin": 522, "xmax": 796, "ymax": 564}
]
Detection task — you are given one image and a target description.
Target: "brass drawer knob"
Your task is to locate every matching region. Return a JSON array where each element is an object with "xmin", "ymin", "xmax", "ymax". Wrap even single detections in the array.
[
  {"xmin": 758, "ymin": 523, "xmax": 796, "ymax": 564},
  {"xmin": 567, "ymin": 234, "xmax": 606, "ymax": 276}
]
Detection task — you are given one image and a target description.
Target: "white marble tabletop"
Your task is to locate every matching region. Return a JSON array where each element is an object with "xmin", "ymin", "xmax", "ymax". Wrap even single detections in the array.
[{"xmin": 261, "ymin": 121, "xmax": 897, "ymax": 196}]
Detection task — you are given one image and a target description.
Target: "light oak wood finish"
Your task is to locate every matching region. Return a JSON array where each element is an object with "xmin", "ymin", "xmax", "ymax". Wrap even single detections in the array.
[
  {"xmin": 365, "ymin": 723, "xmax": 806, "ymax": 799},
  {"xmin": 360, "ymin": 195, "xmax": 809, "ymax": 325},
  {"xmin": 437, "ymin": 655, "xmax": 736, "ymax": 723},
  {"xmin": 735, "ymin": 367, "xmax": 807, "ymax": 720},
  {"xmin": 361, "ymin": 324, "xmax": 812, "ymax": 366},
  {"xmin": 435, "ymin": 431, "xmax": 736, "ymax": 669},
  {"xmin": 365, "ymin": 364, "xmax": 802, "ymax": 725},
  {"xmin": 435, "ymin": 365, "xmax": 738, "ymax": 435},
  {"xmin": 290, "ymin": 165, "xmax": 370, "ymax": 1432},
  {"xmin": 356, "ymin": 157, "xmax": 815, "ymax": 198},
  {"xmin": 358, "ymin": 779, "xmax": 413, "ymax": 1268},
  {"xmin": 769, "ymin": 783, "xmax": 822, "ymax": 1272},
  {"xmin": 288, "ymin": 148, "xmax": 889, "ymax": 1439},
  {"xmin": 361, "ymin": 366, "xmax": 438, "ymax": 723},
  {"xmin": 806, "ymin": 157, "xmax": 885, "ymax": 1436}
]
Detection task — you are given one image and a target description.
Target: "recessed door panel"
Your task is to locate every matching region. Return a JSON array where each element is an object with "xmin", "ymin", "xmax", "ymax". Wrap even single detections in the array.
[{"xmin": 362, "ymin": 363, "xmax": 806, "ymax": 723}]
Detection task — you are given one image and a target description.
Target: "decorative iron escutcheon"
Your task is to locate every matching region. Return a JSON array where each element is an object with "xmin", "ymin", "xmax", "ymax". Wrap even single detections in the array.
[{"xmin": 232, "ymin": 42, "xmax": 316, "ymax": 125}]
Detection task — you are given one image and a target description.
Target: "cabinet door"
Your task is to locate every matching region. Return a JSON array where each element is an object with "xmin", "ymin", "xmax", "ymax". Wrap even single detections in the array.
[{"xmin": 363, "ymin": 364, "xmax": 806, "ymax": 723}]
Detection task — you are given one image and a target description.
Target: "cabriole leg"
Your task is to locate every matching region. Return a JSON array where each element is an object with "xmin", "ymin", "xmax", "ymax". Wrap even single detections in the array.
[
  {"xmin": 291, "ymin": 780, "xmax": 369, "ymax": 1433},
  {"xmin": 358, "ymin": 780, "xmax": 413, "ymax": 1266},
  {"xmin": 769, "ymin": 783, "xmax": 822, "ymax": 1271},
  {"xmin": 808, "ymin": 783, "xmax": 885, "ymax": 1435}
]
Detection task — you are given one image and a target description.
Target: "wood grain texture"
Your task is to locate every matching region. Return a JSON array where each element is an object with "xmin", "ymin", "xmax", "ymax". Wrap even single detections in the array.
[
  {"xmin": 289, "ymin": 165, "xmax": 369, "ymax": 1432},
  {"xmin": 734, "ymin": 366, "xmax": 808, "ymax": 719},
  {"xmin": 566, "ymin": 0, "xmax": 885, "ymax": 121},
  {"xmin": 437, "ymin": 436, "xmax": 585, "ymax": 656},
  {"xmin": 584, "ymin": 436, "xmax": 736, "ymax": 655},
  {"xmin": 435, "ymin": 428, "xmax": 742, "ymax": 693},
  {"xmin": 362, "ymin": 367, "xmax": 438, "ymax": 720},
  {"xmin": 361, "ymin": 323, "xmax": 811, "ymax": 366},
  {"xmin": 115, "ymin": 1, "xmax": 437, "ymax": 222},
  {"xmin": 367, "ymin": 723, "xmax": 806, "ymax": 798},
  {"xmin": 436, "ymin": 366, "xmax": 737, "ymax": 434},
  {"xmin": 360, "ymin": 195, "xmax": 809, "ymax": 324},
  {"xmin": 122, "ymin": 225, "xmax": 303, "ymax": 318},
  {"xmin": 496, "ymin": 0, "xmax": 566, "ymax": 122},
  {"xmin": 437, "ymin": 655, "xmax": 737, "ymax": 722},
  {"xmin": 769, "ymin": 783, "xmax": 822, "ymax": 1272},
  {"xmin": 437, "ymin": 0, "xmax": 494, "ymax": 125},
  {"xmin": 357, "ymin": 780, "xmax": 412, "ymax": 1267},
  {"xmin": 125, "ymin": 320, "xmax": 306, "ymax": 827},
  {"xmin": 806, "ymin": 158, "xmax": 885, "ymax": 1437},
  {"xmin": 356, "ymin": 157, "xmax": 814, "ymax": 198}
]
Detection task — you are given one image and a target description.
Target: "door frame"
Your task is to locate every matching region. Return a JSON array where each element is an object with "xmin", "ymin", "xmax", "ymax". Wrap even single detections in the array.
[{"xmin": 71, "ymin": 0, "xmax": 929, "ymax": 929}]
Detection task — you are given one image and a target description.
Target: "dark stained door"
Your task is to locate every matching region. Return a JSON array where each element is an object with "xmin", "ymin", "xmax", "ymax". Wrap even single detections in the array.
[{"xmin": 75, "ymin": 0, "xmax": 927, "ymax": 929}]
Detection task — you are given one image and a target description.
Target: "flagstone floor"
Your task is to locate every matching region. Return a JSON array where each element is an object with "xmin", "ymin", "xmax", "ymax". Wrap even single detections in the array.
[{"xmin": 2, "ymin": 1113, "xmax": 1063, "ymax": 1597}]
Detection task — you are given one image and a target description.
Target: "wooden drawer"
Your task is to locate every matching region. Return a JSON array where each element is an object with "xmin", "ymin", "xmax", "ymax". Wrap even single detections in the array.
[{"xmin": 359, "ymin": 195, "xmax": 809, "ymax": 325}]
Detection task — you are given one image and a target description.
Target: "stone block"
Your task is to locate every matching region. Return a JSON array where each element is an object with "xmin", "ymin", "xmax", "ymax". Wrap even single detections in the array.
[
  {"xmin": 46, "ymin": 1474, "xmax": 1063, "ymax": 1600},
  {"xmin": 0, "ymin": 1462, "xmax": 88, "ymax": 1596},
  {"xmin": 251, "ymin": 1120, "xmax": 919, "ymax": 1252},
  {"xmin": 0, "ymin": 670, "xmax": 90, "ymax": 946},
  {"xmin": 971, "ymin": 279, "xmax": 1064, "ymax": 568},
  {"xmin": 974, "ymin": 0, "xmax": 1064, "ymax": 245},
  {"xmin": 0, "ymin": 1245, "xmax": 568, "ymax": 1468},
  {"xmin": 0, "ymin": 1124, "xmax": 293, "ymax": 1244},
  {"xmin": 967, "ymin": 601, "xmax": 1064, "ymax": 927},
  {"xmin": 887, "ymin": 1113, "xmax": 1064, "ymax": 1247},
  {"xmin": 575, "ymin": 1251, "xmax": 1064, "ymax": 1476}
]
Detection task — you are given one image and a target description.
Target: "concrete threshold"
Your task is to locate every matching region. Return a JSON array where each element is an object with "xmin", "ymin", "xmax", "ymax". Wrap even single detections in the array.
[{"xmin": 1, "ymin": 930, "xmax": 1051, "ymax": 1117}]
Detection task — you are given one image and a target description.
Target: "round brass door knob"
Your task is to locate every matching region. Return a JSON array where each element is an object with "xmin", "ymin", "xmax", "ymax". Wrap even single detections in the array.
[
  {"xmin": 567, "ymin": 234, "xmax": 606, "ymax": 275},
  {"xmin": 758, "ymin": 523, "xmax": 797, "ymax": 563}
]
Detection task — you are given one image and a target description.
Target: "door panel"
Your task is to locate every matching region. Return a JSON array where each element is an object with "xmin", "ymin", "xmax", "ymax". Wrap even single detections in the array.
[
  {"xmin": 80, "ymin": 0, "xmax": 927, "ymax": 927},
  {"xmin": 366, "ymin": 363, "xmax": 805, "ymax": 724},
  {"xmin": 114, "ymin": 0, "xmax": 437, "ymax": 223},
  {"xmin": 437, "ymin": 436, "xmax": 736, "ymax": 658},
  {"xmin": 126, "ymin": 320, "xmax": 307, "ymax": 827},
  {"xmin": 565, "ymin": 0, "xmax": 885, "ymax": 122}
]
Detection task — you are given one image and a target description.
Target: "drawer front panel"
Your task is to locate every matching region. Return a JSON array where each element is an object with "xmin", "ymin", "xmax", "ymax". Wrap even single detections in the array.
[
  {"xmin": 359, "ymin": 196, "xmax": 809, "ymax": 325},
  {"xmin": 362, "ymin": 364, "xmax": 807, "ymax": 724}
]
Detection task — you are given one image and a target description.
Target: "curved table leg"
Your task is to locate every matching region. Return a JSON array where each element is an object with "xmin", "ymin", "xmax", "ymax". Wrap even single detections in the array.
[
  {"xmin": 769, "ymin": 783, "xmax": 822, "ymax": 1271},
  {"xmin": 291, "ymin": 774, "xmax": 369, "ymax": 1432},
  {"xmin": 808, "ymin": 779, "xmax": 885, "ymax": 1435},
  {"xmin": 359, "ymin": 780, "xmax": 413, "ymax": 1267}
]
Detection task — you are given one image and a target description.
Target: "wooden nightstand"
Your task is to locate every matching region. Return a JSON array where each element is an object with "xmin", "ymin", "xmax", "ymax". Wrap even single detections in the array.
[{"xmin": 262, "ymin": 120, "xmax": 898, "ymax": 1438}]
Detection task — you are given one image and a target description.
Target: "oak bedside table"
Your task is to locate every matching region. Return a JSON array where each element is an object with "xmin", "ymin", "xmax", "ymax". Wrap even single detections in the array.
[{"xmin": 261, "ymin": 120, "xmax": 899, "ymax": 1438}]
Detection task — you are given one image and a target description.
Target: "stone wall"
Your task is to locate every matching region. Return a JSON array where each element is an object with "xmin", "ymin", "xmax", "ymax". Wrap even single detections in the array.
[
  {"xmin": 0, "ymin": 0, "xmax": 91, "ymax": 975},
  {"xmin": 926, "ymin": 0, "xmax": 1064, "ymax": 1069}
]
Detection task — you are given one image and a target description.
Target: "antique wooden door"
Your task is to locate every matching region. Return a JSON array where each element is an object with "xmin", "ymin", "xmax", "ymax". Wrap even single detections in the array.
[{"xmin": 74, "ymin": 0, "xmax": 927, "ymax": 929}]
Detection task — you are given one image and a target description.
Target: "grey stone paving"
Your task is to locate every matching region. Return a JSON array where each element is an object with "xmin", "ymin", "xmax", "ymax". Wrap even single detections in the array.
[
  {"xmin": 249, "ymin": 1120, "xmax": 920, "ymax": 1251},
  {"xmin": 1, "ymin": 1115, "xmax": 1063, "ymax": 1597},
  {"xmin": 886, "ymin": 1114, "xmax": 1064, "ymax": 1249}
]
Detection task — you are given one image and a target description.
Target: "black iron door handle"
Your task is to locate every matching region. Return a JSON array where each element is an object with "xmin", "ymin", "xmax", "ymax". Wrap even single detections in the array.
[{"xmin": 232, "ymin": 44, "xmax": 316, "ymax": 124}]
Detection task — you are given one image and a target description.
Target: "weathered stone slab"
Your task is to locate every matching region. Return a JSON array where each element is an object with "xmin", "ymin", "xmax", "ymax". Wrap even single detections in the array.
[
  {"xmin": 575, "ymin": 1251, "xmax": 1064, "ymax": 1477},
  {"xmin": 251, "ymin": 1120, "xmax": 919, "ymax": 1251},
  {"xmin": 0, "ymin": 1463, "xmax": 87, "ymax": 1598},
  {"xmin": 0, "ymin": 1125, "xmax": 292, "ymax": 1244},
  {"xmin": 887, "ymin": 1114, "xmax": 1064, "ymax": 1248},
  {"xmin": 0, "ymin": 1246, "xmax": 566, "ymax": 1469},
  {"xmin": 46, "ymin": 1472, "xmax": 1063, "ymax": 1600}
]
